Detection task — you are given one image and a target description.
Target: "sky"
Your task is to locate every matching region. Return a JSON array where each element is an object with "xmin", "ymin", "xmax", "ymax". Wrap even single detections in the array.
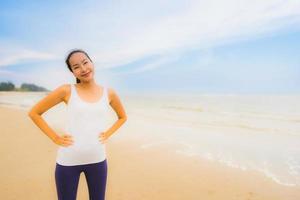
[{"xmin": 0, "ymin": 0, "xmax": 300, "ymax": 95}]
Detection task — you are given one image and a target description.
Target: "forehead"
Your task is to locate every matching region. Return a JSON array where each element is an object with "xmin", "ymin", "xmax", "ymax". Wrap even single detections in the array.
[{"xmin": 69, "ymin": 52, "xmax": 88, "ymax": 65}]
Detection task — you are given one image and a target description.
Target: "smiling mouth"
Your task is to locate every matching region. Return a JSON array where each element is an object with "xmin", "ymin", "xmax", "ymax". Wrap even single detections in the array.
[{"xmin": 81, "ymin": 71, "xmax": 91, "ymax": 77}]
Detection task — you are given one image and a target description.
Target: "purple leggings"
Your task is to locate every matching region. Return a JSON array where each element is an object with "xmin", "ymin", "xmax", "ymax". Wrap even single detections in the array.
[{"xmin": 55, "ymin": 159, "xmax": 107, "ymax": 200}]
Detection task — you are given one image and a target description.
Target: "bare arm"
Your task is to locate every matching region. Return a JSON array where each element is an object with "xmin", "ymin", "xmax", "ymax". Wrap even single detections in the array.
[
  {"xmin": 28, "ymin": 84, "xmax": 69, "ymax": 144},
  {"xmin": 104, "ymin": 88, "xmax": 127, "ymax": 138}
]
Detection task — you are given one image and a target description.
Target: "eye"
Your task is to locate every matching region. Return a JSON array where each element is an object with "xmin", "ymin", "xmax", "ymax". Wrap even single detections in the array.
[{"xmin": 84, "ymin": 61, "xmax": 88, "ymax": 65}]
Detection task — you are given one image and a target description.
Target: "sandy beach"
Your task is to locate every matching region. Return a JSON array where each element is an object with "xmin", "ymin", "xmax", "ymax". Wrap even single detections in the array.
[{"xmin": 1, "ymin": 105, "xmax": 300, "ymax": 200}]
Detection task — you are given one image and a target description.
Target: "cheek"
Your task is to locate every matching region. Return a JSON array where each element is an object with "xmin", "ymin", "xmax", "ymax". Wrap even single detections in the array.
[
  {"xmin": 73, "ymin": 71, "xmax": 81, "ymax": 77},
  {"xmin": 89, "ymin": 65, "xmax": 94, "ymax": 70}
]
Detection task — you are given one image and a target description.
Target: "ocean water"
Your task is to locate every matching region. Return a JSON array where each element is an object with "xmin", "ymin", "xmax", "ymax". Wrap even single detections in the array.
[{"xmin": 1, "ymin": 91, "xmax": 300, "ymax": 187}]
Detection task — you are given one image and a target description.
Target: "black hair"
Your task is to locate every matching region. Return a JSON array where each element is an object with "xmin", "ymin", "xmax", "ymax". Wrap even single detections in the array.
[{"xmin": 65, "ymin": 49, "xmax": 93, "ymax": 83}]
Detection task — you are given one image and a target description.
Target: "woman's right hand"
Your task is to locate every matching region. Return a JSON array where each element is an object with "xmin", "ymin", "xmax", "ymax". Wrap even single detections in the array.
[{"xmin": 53, "ymin": 134, "xmax": 74, "ymax": 147}]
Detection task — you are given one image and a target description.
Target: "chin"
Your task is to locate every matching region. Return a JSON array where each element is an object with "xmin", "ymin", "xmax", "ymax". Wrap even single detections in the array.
[{"xmin": 83, "ymin": 77, "xmax": 94, "ymax": 82}]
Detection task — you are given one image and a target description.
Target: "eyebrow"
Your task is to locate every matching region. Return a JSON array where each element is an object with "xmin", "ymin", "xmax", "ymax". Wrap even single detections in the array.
[{"xmin": 72, "ymin": 59, "xmax": 88, "ymax": 67}]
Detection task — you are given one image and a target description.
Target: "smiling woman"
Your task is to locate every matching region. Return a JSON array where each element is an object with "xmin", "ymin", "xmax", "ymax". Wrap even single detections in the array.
[
  {"xmin": 65, "ymin": 49, "xmax": 95, "ymax": 84},
  {"xmin": 27, "ymin": 48, "xmax": 127, "ymax": 200}
]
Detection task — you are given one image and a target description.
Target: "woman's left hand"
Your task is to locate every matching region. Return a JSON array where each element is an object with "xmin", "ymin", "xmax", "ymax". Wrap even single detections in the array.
[{"xmin": 98, "ymin": 132, "xmax": 109, "ymax": 144}]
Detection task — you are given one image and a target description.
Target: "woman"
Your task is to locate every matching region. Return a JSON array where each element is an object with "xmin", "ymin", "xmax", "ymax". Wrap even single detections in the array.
[{"xmin": 28, "ymin": 49, "xmax": 127, "ymax": 200}]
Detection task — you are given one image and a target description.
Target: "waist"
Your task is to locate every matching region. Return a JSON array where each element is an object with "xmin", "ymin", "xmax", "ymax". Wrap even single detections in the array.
[
  {"xmin": 56, "ymin": 142, "xmax": 106, "ymax": 166},
  {"xmin": 70, "ymin": 134, "xmax": 102, "ymax": 147},
  {"xmin": 59, "ymin": 139, "xmax": 105, "ymax": 152},
  {"xmin": 65, "ymin": 124, "xmax": 105, "ymax": 135}
]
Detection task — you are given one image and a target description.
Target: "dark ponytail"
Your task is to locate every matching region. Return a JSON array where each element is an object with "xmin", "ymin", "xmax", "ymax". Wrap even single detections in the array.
[{"xmin": 65, "ymin": 49, "xmax": 93, "ymax": 84}]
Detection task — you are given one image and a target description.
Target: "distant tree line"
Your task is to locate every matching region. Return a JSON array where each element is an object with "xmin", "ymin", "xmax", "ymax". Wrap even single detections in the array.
[
  {"xmin": 0, "ymin": 81, "xmax": 14, "ymax": 91},
  {"xmin": 0, "ymin": 81, "xmax": 49, "ymax": 91}
]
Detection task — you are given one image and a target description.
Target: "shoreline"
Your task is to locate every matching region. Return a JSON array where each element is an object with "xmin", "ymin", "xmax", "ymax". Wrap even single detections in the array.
[{"xmin": 1, "ymin": 105, "xmax": 300, "ymax": 199}]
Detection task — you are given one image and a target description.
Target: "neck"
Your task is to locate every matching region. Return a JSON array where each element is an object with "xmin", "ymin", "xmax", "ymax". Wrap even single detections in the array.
[{"xmin": 78, "ymin": 78, "xmax": 97, "ymax": 88}]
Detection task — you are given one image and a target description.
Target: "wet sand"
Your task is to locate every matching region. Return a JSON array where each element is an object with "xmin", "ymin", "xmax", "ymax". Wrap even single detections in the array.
[{"xmin": 0, "ymin": 105, "xmax": 299, "ymax": 200}]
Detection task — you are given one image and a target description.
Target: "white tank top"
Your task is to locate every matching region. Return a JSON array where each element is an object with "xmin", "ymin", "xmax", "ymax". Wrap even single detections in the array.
[{"xmin": 56, "ymin": 83, "xmax": 109, "ymax": 166}]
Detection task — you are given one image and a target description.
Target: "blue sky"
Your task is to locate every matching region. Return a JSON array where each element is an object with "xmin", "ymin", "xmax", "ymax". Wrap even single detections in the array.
[{"xmin": 0, "ymin": 0, "xmax": 300, "ymax": 94}]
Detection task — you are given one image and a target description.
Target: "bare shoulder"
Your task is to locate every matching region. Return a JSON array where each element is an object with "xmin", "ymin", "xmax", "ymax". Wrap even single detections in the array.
[
  {"xmin": 105, "ymin": 87, "xmax": 127, "ymax": 119},
  {"xmin": 50, "ymin": 83, "xmax": 71, "ymax": 104},
  {"xmin": 59, "ymin": 83, "xmax": 70, "ymax": 91},
  {"xmin": 61, "ymin": 84, "xmax": 71, "ymax": 103},
  {"xmin": 106, "ymin": 87, "xmax": 118, "ymax": 104},
  {"xmin": 28, "ymin": 83, "xmax": 70, "ymax": 115},
  {"xmin": 58, "ymin": 83, "xmax": 70, "ymax": 95}
]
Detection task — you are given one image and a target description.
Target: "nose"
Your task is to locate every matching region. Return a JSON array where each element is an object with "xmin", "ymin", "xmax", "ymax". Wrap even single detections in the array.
[{"xmin": 79, "ymin": 64, "xmax": 88, "ymax": 72}]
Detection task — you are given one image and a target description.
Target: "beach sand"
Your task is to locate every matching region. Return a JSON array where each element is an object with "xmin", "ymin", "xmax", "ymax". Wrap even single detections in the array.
[{"xmin": 1, "ymin": 105, "xmax": 299, "ymax": 200}]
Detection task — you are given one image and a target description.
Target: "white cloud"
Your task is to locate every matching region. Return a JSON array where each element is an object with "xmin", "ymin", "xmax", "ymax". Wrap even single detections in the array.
[
  {"xmin": 0, "ymin": 44, "xmax": 58, "ymax": 67},
  {"xmin": 0, "ymin": 69, "xmax": 15, "ymax": 75},
  {"xmin": 90, "ymin": 0, "xmax": 300, "ymax": 71}
]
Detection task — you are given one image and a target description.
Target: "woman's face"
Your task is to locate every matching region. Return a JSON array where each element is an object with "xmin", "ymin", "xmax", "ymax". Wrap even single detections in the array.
[{"xmin": 69, "ymin": 52, "xmax": 94, "ymax": 82}]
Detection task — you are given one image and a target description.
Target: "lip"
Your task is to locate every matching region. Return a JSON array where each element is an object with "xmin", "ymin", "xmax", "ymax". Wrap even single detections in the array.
[{"xmin": 81, "ymin": 71, "xmax": 91, "ymax": 77}]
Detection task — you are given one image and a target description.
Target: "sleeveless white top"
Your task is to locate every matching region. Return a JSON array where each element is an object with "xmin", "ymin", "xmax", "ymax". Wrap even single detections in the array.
[{"xmin": 56, "ymin": 84, "xmax": 109, "ymax": 166}]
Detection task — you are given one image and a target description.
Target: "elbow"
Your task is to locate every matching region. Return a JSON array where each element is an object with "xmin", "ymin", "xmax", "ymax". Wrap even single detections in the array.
[
  {"xmin": 27, "ymin": 111, "xmax": 34, "ymax": 119},
  {"xmin": 121, "ymin": 116, "xmax": 127, "ymax": 123},
  {"xmin": 27, "ymin": 109, "xmax": 38, "ymax": 119}
]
